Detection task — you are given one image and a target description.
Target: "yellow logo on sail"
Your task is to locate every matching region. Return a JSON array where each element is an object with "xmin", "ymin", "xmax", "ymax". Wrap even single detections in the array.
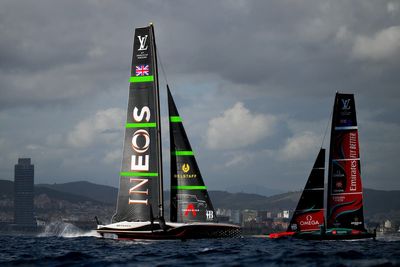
[
  {"xmin": 182, "ymin": 163, "xmax": 190, "ymax": 173},
  {"xmin": 174, "ymin": 163, "xmax": 197, "ymax": 178}
]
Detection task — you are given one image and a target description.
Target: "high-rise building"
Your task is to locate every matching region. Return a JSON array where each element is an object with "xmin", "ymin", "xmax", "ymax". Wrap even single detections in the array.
[{"xmin": 14, "ymin": 158, "xmax": 36, "ymax": 228}]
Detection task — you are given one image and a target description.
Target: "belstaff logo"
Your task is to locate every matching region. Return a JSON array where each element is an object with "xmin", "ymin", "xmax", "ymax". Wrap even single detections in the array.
[
  {"xmin": 341, "ymin": 99, "xmax": 351, "ymax": 110},
  {"xmin": 182, "ymin": 163, "xmax": 190, "ymax": 173},
  {"xmin": 138, "ymin": 35, "xmax": 148, "ymax": 51},
  {"xmin": 175, "ymin": 163, "xmax": 197, "ymax": 178}
]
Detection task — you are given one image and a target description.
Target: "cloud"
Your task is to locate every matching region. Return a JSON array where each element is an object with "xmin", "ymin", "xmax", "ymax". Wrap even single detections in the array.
[
  {"xmin": 67, "ymin": 108, "xmax": 124, "ymax": 148},
  {"xmin": 223, "ymin": 151, "xmax": 256, "ymax": 168},
  {"xmin": 206, "ymin": 102, "xmax": 276, "ymax": 150},
  {"xmin": 387, "ymin": 2, "xmax": 400, "ymax": 14},
  {"xmin": 103, "ymin": 149, "xmax": 121, "ymax": 164},
  {"xmin": 352, "ymin": 26, "xmax": 400, "ymax": 61},
  {"xmin": 0, "ymin": 0, "xmax": 399, "ymax": 191},
  {"xmin": 278, "ymin": 131, "xmax": 319, "ymax": 161}
]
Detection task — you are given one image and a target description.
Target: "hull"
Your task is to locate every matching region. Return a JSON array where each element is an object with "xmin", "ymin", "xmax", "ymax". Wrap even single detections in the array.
[
  {"xmin": 268, "ymin": 231, "xmax": 295, "ymax": 239},
  {"xmin": 294, "ymin": 228, "xmax": 376, "ymax": 240},
  {"xmin": 268, "ymin": 228, "xmax": 376, "ymax": 240},
  {"xmin": 97, "ymin": 221, "xmax": 241, "ymax": 240}
]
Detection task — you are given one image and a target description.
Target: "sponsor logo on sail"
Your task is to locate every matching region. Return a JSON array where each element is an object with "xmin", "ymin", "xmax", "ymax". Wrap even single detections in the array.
[
  {"xmin": 333, "ymin": 169, "xmax": 345, "ymax": 178},
  {"xmin": 136, "ymin": 35, "xmax": 149, "ymax": 59},
  {"xmin": 184, "ymin": 203, "xmax": 197, "ymax": 217},
  {"xmin": 349, "ymin": 132, "xmax": 358, "ymax": 158},
  {"xmin": 128, "ymin": 106, "xmax": 152, "ymax": 205},
  {"xmin": 206, "ymin": 210, "xmax": 214, "ymax": 220},
  {"xmin": 131, "ymin": 129, "xmax": 150, "ymax": 153},
  {"xmin": 351, "ymin": 216, "xmax": 362, "ymax": 226},
  {"xmin": 135, "ymin": 65, "xmax": 149, "ymax": 76},
  {"xmin": 340, "ymin": 98, "xmax": 352, "ymax": 116},
  {"xmin": 341, "ymin": 99, "xmax": 351, "ymax": 110},
  {"xmin": 174, "ymin": 163, "xmax": 197, "ymax": 179},
  {"xmin": 182, "ymin": 163, "xmax": 190, "ymax": 173},
  {"xmin": 335, "ymin": 181, "xmax": 343, "ymax": 189},
  {"xmin": 350, "ymin": 160, "xmax": 358, "ymax": 191},
  {"xmin": 137, "ymin": 35, "xmax": 148, "ymax": 51},
  {"xmin": 300, "ymin": 215, "xmax": 320, "ymax": 226}
]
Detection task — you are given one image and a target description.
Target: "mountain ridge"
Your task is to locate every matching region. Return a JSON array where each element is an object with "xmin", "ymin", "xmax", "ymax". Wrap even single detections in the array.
[{"xmin": 1, "ymin": 180, "xmax": 399, "ymax": 220}]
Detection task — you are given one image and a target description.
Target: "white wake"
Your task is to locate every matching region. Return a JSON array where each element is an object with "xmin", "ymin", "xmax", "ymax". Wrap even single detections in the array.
[{"xmin": 37, "ymin": 221, "xmax": 101, "ymax": 238}]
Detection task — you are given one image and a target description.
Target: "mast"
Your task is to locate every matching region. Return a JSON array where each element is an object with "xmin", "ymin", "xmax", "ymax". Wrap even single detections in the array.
[
  {"xmin": 288, "ymin": 149, "xmax": 325, "ymax": 232},
  {"xmin": 150, "ymin": 24, "xmax": 164, "ymax": 219},
  {"xmin": 112, "ymin": 25, "xmax": 163, "ymax": 222},
  {"xmin": 168, "ymin": 86, "xmax": 217, "ymax": 223},
  {"xmin": 326, "ymin": 92, "xmax": 366, "ymax": 230}
]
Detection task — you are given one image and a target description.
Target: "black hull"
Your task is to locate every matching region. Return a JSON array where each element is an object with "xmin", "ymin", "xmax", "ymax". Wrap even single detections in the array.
[
  {"xmin": 97, "ymin": 222, "xmax": 241, "ymax": 240},
  {"xmin": 293, "ymin": 230, "xmax": 376, "ymax": 241}
]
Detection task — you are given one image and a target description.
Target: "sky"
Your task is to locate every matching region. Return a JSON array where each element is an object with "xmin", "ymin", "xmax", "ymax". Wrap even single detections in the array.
[{"xmin": 0, "ymin": 0, "xmax": 399, "ymax": 193}]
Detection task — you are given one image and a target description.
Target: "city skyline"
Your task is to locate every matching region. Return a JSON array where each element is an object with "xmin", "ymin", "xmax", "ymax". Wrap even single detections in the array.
[{"xmin": 0, "ymin": 1, "xmax": 399, "ymax": 192}]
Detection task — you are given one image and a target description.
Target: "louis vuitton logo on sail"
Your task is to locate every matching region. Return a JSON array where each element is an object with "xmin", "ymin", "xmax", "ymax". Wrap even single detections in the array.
[
  {"xmin": 341, "ymin": 99, "xmax": 351, "ymax": 110},
  {"xmin": 137, "ymin": 35, "xmax": 149, "ymax": 59},
  {"xmin": 138, "ymin": 35, "xmax": 148, "ymax": 51},
  {"xmin": 128, "ymin": 106, "xmax": 152, "ymax": 205}
]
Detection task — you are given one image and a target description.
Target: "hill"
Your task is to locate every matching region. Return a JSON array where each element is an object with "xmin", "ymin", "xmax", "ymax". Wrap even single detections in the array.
[
  {"xmin": 37, "ymin": 181, "xmax": 117, "ymax": 204},
  {"xmin": 0, "ymin": 180, "xmax": 104, "ymax": 204},
  {"xmin": 1, "ymin": 180, "xmax": 400, "ymax": 222},
  {"xmin": 208, "ymin": 191, "xmax": 300, "ymax": 211}
]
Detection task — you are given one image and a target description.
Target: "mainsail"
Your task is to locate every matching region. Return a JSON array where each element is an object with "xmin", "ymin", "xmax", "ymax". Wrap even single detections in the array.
[
  {"xmin": 326, "ymin": 93, "xmax": 365, "ymax": 230},
  {"xmin": 288, "ymin": 149, "xmax": 325, "ymax": 232},
  {"xmin": 168, "ymin": 87, "xmax": 217, "ymax": 223},
  {"xmin": 113, "ymin": 25, "xmax": 163, "ymax": 222}
]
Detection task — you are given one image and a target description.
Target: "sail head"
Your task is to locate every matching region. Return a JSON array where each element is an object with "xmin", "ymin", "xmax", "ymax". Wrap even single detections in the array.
[
  {"xmin": 327, "ymin": 93, "xmax": 365, "ymax": 230},
  {"xmin": 168, "ymin": 87, "xmax": 217, "ymax": 223},
  {"xmin": 112, "ymin": 25, "xmax": 163, "ymax": 222}
]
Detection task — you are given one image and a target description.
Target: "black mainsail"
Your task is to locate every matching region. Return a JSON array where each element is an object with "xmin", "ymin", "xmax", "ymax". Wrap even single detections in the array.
[
  {"xmin": 112, "ymin": 25, "xmax": 163, "ymax": 222},
  {"xmin": 288, "ymin": 148, "xmax": 325, "ymax": 232},
  {"xmin": 168, "ymin": 86, "xmax": 217, "ymax": 223},
  {"xmin": 326, "ymin": 93, "xmax": 366, "ymax": 231}
]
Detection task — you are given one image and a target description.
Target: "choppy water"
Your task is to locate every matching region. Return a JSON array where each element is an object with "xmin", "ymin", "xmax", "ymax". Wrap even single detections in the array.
[{"xmin": 0, "ymin": 224, "xmax": 399, "ymax": 266}]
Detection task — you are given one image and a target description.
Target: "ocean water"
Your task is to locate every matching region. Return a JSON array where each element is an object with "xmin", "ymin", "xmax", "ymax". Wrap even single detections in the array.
[{"xmin": 1, "ymin": 225, "xmax": 399, "ymax": 266}]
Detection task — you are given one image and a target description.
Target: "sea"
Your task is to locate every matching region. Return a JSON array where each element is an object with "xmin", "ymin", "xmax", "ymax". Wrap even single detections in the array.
[{"xmin": 1, "ymin": 223, "xmax": 399, "ymax": 266}]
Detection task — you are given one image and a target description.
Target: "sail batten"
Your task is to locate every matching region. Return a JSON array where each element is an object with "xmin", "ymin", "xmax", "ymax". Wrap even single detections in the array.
[
  {"xmin": 172, "ymin": 151, "xmax": 195, "ymax": 156},
  {"xmin": 125, "ymin": 122, "xmax": 157, "ymax": 128},
  {"xmin": 170, "ymin": 116, "xmax": 182, "ymax": 122},
  {"xmin": 130, "ymin": 75, "xmax": 155, "ymax": 83}
]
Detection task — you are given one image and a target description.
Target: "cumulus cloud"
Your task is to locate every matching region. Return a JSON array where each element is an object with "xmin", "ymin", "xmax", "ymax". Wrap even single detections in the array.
[
  {"xmin": 352, "ymin": 26, "xmax": 400, "ymax": 61},
  {"xmin": 67, "ymin": 108, "xmax": 124, "ymax": 147},
  {"xmin": 278, "ymin": 131, "xmax": 319, "ymax": 161},
  {"xmin": 206, "ymin": 102, "xmax": 276, "ymax": 150}
]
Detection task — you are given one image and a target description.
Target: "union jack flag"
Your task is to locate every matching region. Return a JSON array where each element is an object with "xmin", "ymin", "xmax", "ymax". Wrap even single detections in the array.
[{"xmin": 135, "ymin": 65, "xmax": 149, "ymax": 76}]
